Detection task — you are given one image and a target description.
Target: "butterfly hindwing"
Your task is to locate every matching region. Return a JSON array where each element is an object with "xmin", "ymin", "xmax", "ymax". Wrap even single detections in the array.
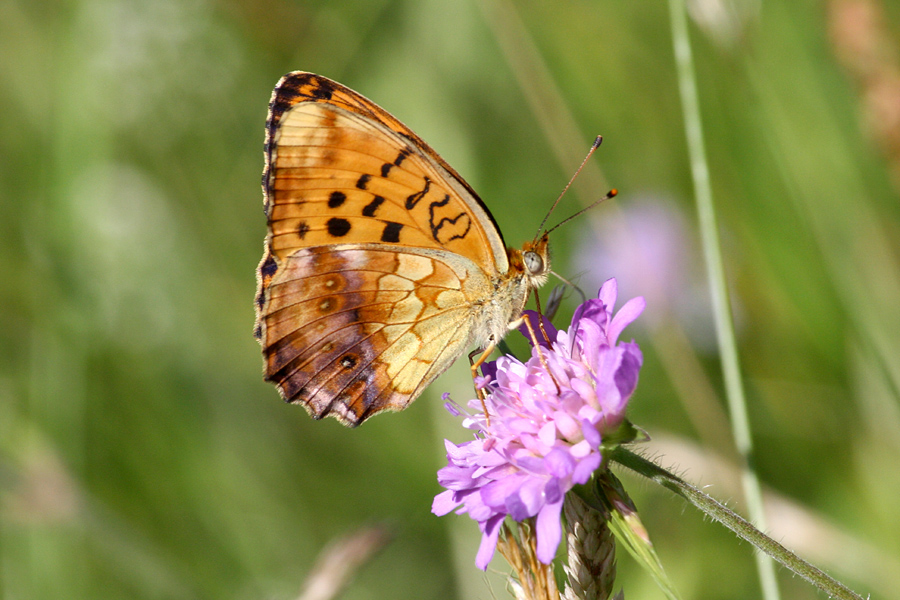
[{"xmin": 258, "ymin": 245, "xmax": 488, "ymax": 425}]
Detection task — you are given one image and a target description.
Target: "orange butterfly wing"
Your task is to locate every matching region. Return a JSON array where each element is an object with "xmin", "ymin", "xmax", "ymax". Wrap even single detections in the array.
[
  {"xmin": 261, "ymin": 72, "xmax": 509, "ymax": 267},
  {"xmin": 254, "ymin": 72, "xmax": 526, "ymax": 426}
]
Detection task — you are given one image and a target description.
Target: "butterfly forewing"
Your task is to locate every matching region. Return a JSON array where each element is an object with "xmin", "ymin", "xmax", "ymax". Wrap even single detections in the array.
[
  {"xmin": 263, "ymin": 73, "xmax": 508, "ymax": 269},
  {"xmin": 256, "ymin": 72, "xmax": 538, "ymax": 426}
]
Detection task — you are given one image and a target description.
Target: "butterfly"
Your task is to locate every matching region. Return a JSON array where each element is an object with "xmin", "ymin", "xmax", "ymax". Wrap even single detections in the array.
[{"xmin": 254, "ymin": 72, "xmax": 552, "ymax": 427}]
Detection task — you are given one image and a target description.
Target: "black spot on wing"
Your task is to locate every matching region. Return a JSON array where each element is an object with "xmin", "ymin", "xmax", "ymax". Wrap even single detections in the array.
[
  {"xmin": 362, "ymin": 196, "xmax": 385, "ymax": 217},
  {"xmin": 326, "ymin": 217, "xmax": 351, "ymax": 237},
  {"xmin": 356, "ymin": 174, "xmax": 371, "ymax": 190},
  {"xmin": 394, "ymin": 148, "xmax": 411, "ymax": 167},
  {"xmin": 381, "ymin": 148, "xmax": 413, "ymax": 179},
  {"xmin": 381, "ymin": 222, "xmax": 403, "ymax": 243},
  {"xmin": 328, "ymin": 191, "xmax": 347, "ymax": 208}
]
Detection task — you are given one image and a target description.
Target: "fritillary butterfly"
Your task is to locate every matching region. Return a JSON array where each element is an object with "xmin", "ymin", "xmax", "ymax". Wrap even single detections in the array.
[{"xmin": 254, "ymin": 72, "xmax": 550, "ymax": 426}]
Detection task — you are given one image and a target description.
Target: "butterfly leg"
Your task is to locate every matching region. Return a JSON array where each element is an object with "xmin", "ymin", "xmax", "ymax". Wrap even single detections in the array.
[
  {"xmin": 522, "ymin": 288, "xmax": 563, "ymax": 394},
  {"xmin": 531, "ymin": 289, "xmax": 553, "ymax": 346},
  {"xmin": 515, "ymin": 315, "xmax": 562, "ymax": 396},
  {"xmin": 467, "ymin": 313, "xmax": 563, "ymax": 426},
  {"xmin": 469, "ymin": 345, "xmax": 496, "ymax": 424}
]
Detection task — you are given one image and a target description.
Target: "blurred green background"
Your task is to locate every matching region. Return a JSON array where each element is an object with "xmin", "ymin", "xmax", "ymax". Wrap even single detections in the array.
[{"xmin": 3, "ymin": 0, "xmax": 900, "ymax": 598}]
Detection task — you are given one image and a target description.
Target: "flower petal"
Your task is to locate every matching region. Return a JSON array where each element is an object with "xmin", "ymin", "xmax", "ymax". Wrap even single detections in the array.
[
  {"xmin": 475, "ymin": 514, "xmax": 505, "ymax": 570},
  {"xmin": 535, "ymin": 500, "xmax": 564, "ymax": 564},
  {"xmin": 517, "ymin": 311, "xmax": 558, "ymax": 348},
  {"xmin": 598, "ymin": 278, "xmax": 619, "ymax": 314},
  {"xmin": 614, "ymin": 342, "xmax": 643, "ymax": 399},
  {"xmin": 432, "ymin": 490, "xmax": 459, "ymax": 516},
  {"xmin": 544, "ymin": 448, "xmax": 576, "ymax": 479},
  {"xmin": 481, "ymin": 474, "xmax": 525, "ymax": 509},
  {"xmin": 608, "ymin": 296, "xmax": 646, "ymax": 345},
  {"xmin": 572, "ymin": 453, "xmax": 601, "ymax": 483}
]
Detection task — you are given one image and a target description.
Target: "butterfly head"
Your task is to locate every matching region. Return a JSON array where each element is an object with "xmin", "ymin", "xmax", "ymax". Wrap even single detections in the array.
[{"xmin": 517, "ymin": 232, "xmax": 551, "ymax": 289}]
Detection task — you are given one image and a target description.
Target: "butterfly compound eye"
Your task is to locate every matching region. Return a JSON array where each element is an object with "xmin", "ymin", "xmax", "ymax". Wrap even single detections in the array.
[{"xmin": 523, "ymin": 251, "xmax": 544, "ymax": 276}]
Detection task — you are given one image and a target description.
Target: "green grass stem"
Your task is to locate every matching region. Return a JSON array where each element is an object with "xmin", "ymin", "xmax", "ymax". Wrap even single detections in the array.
[{"xmin": 666, "ymin": 1, "xmax": 780, "ymax": 598}]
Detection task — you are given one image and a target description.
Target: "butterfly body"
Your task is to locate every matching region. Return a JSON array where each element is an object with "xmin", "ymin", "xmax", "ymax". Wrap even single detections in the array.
[{"xmin": 255, "ymin": 72, "xmax": 549, "ymax": 426}]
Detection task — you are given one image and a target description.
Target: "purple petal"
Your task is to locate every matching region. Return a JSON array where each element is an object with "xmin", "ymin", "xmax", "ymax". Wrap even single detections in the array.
[
  {"xmin": 476, "ymin": 462, "xmax": 518, "ymax": 482},
  {"xmin": 517, "ymin": 311, "xmax": 558, "ymax": 348},
  {"xmin": 580, "ymin": 420, "xmax": 602, "ymax": 447},
  {"xmin": 515, "ymin": 455, "xmax": 547, "ymax": 474},
  {"xmin": 544, "ymin": 448, "xmax": 576, "ymax": 478},
  {"xmin": 505, "ymin": 492, "xmax": 529, "ymax": 520},
  {"xmin": 436, "ymin": 465, "xmax": 473, "ymax": 488},
  {"xmin": 614, "ymin": 342, "xmax": 643, "ymax": 400},
  {"xmin": 467, "ymin": 498, "xmax": 494, "ymax": 522},
  {"xmin": 516, "ymin": 477, "xmax": 546, "ymax": 515},
  {"xmin": 552, "ymin": 410, "xmax": 581, "ymax": 440},
  {"xmin": 432, "ymin": 490, "xmax": 459, "ymax": 515},
  {"xmin": 571, "ymin": 298, "xmax": 608, "ymax": 337},
  {"xmin": 608, "ymin": 296, "xmax": 646, "ymax": 345},
  {"xmin": 598, "ymin": 279, "xmax": 618, "ymax": 313},
  {"xmin": 570, "ymin": 438, "xmax": 593, "ymax": 459},
  {"xmin": 481, "ymin": 474, "xmax": 525, "ymax": 509},
  {"xmin": 572, "ymin": 453, "xmax": 601, "ymax": 483},
  {"xmin": 569, "ymin": 379, "xmax": 596, "ymax": 407},
  {"xmin": 535, "ymin": 500, "xmax": 564, "ymax": 564},
  {"xmin": 592, "ymin": 346, "xmax": 622, "ymax": 404},
  {"xmin": 538, "ymin": 421, "xmax": 557, "ymax": 446},
  {"xmin": 475, "ymin": 514, "xmax": 505, "ymax": 570},
  {"xmin": 576, "ymin": 320, "xmax": 605, "ymax": 366},
  {"xmin": 444, "ymin": 439, "xmax": 471, "ymax": 461},
  {"xmin": 543, "ymin": 477, "xmax": 563, "ymax": 504},
  {"xmin": 480, "ymin": 359, "xmax": 498, "ymax": 384}
]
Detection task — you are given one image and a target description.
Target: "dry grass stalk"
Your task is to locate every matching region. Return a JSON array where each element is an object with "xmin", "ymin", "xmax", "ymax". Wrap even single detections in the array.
[{"xmin": 496, "ymin": 520, "xmax": 562, "ymax": 600}]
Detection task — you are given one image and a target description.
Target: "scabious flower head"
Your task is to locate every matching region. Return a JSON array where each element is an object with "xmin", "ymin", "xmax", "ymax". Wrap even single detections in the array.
[{"xmin": 432, "ymin": 279, "xmax": 645, "ymax": 570}]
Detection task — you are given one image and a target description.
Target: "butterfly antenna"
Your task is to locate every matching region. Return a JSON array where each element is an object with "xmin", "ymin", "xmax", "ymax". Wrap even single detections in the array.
[
  {"xmin": 534, "ymin": 135, "xmax": 604, "ymax": 241},
  {"xmin": 543, "ymin": 188, "xmax": 618, "ymax": 237}
]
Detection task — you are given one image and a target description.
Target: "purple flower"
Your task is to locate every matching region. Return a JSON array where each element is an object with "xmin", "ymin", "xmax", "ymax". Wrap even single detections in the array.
[{"xmin": 432, "ymin": 279, "xmax": 645, "ymax": 569}]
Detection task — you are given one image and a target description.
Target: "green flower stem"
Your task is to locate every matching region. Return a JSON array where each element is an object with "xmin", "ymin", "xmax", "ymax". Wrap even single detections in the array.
[
  {"xmin": 611, "ymin": 448, "xmax": 865, "ymax": 600},
  {"xmin": 666, "ymin": 1, "xmax": 780, "ymax": 598}
]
